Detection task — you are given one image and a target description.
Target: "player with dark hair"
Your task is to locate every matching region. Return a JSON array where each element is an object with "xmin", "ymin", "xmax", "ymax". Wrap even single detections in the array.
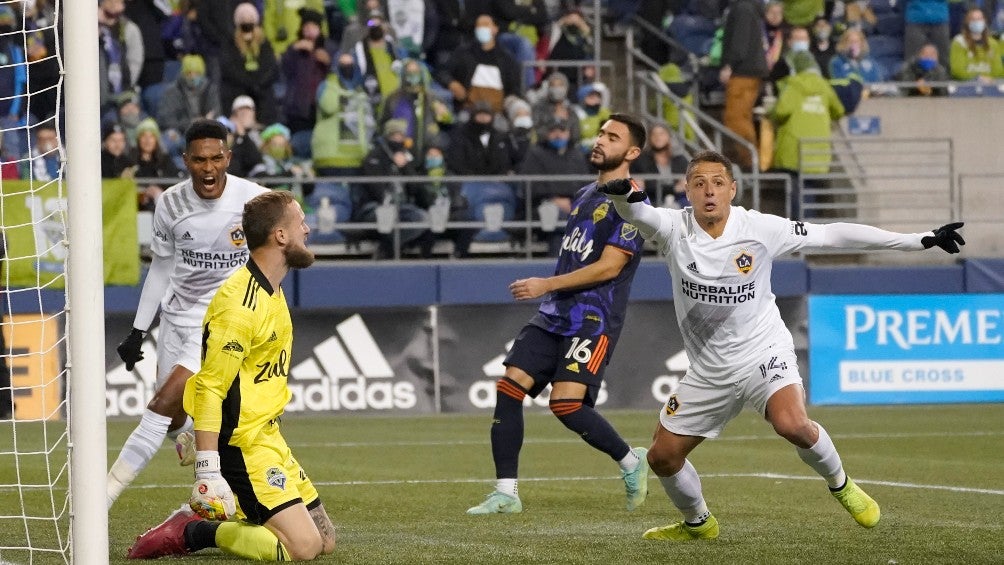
[
  {"xmin": 467, "ymin": 113, "xmax": 654, "ymax": 515},
  {"xmin": 598, "ymin": 149, "xmax": 965, "ymax": 540},
  {"xmin": 127, "ymin": 190, "xmax": 336, "ymax": 560},
  {"xmin": 107, "ymin": 118, "xmax": 270, "ymax": 507}
]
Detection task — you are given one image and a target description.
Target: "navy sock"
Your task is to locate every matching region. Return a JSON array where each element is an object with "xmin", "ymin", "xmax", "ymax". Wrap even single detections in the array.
[
  {"xmin": 550, "ymin": 399, "xmax": 631, "ymax": 461},
  {"xmin": 491, "ymin": 378, "xmax": 527, "ymax": 479},
  {"xmin": 184, "ymin": 520, "xmax": 221, "ymax": 552}
]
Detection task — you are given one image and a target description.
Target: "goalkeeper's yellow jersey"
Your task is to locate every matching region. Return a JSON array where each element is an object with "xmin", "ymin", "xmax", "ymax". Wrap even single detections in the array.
[{"xmin": 183, "ymin": 258, "xmax": 293, "ymax": 448}]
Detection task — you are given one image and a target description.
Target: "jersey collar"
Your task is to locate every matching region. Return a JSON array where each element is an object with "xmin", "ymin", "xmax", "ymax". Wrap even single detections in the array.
[{"xmin": 246, "ymin": 258, "xmax": 275, "ymax": 296}]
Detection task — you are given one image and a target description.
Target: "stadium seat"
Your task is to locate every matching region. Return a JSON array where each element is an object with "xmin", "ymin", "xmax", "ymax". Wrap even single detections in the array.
[
  {"xmin": 163, "ymin": 59, "xmax": 181, "ymax": 83},
  {"xmin": 460, "ymin": 181, "xmax": 517, "ymax": 242},
  {"xmin": 140, "ymin": 82, "xmax": 167, "ymax": 117},
  {"xmin": 307, "ymin": 182, "xmax": 353, "ymax": 244},
  {"xmin": 874, "ymin": 56, "xmax": 904, "ymax": 80}
]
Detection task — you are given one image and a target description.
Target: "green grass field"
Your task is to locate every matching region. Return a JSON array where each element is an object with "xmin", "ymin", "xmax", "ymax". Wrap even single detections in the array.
[{"xmin": 2, "ymin": 404, "xmax": 1003, "ymax": 564}]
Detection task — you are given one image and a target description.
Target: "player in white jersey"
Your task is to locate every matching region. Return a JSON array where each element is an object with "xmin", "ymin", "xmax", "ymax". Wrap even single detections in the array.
[
  {"xmin": 107, "ymin": 119, "xmax": 269, "ymax": 508},
  {"xmin": 598, "ymin": 150, "xmax": 965, "ymax": 541}
]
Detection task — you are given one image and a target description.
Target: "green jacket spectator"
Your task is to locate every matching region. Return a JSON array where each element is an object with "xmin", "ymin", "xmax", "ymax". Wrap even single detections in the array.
[
  {"xmin": 311, "ymin": 54, "xmax": 375, "ymax": 172},
  {"xmin": 948, "ymin": 22, "xmax": 1004, "ymax": 80},
  {"xmin": 771, "ymin": 52, "xmax": 845, "ymax": 174}
]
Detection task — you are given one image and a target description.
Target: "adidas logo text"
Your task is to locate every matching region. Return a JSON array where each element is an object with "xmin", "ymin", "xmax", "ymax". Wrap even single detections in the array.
[
  {"xmin": 287, "ymin": 314, "xmax": 416, "ymax": 411},
  {"xmin": 686, "ymin": 262, "xmax": 699, "ymax": 274},
  {"xmin": 181, "ymin": 231, "xmax": 194, "ymax": 240}
]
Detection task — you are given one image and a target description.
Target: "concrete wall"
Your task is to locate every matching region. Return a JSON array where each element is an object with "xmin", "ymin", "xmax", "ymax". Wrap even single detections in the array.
[{"xmin": 849, "ymin": 97, "xmax": 1004, "ymax": 257}]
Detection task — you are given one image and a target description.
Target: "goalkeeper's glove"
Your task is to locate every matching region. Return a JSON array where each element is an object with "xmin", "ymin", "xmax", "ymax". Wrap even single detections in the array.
[
  {"xmin": 921, "ymin": 222, "xmax": 965, "ymax": 254},
  {"xmin": 597, "ymin": 178, "xmax": 647, "ymax": 203},
  {"xmin": 189, "ymin": 451, "xmax": 236, "ymax": 521},
  {"xmin": 116, "ymin": 328, "xmax": 146, "ymax": 371}
]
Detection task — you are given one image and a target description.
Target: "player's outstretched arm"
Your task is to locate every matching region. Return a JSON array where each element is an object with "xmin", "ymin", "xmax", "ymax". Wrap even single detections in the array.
[
  {"xmin": 811, "ymin": 221, "xmax": 965, "ymax": 253},
  {"xmin": 920, "ymin": 222, "xmax": 966, "ymax": 254}
]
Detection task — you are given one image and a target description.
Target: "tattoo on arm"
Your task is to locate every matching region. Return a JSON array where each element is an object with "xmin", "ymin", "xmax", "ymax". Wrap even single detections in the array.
[{"xmin": 309, "ymin": 505, "xmax": 337, "ymax": 545}]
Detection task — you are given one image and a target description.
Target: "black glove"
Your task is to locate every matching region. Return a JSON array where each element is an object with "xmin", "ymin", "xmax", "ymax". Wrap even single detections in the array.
[
  {"xmin": 117, "ymin": 328, "xmax": 146, "ymax": 371},
  {"xmin": 921, "ymin": 222, "xmax": 965, "ymax": 254},
  {"xmin": 597, "ymin": 178, "xmax": 647, "ymax": 203}
]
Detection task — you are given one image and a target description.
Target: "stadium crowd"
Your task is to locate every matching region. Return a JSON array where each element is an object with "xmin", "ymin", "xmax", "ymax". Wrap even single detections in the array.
[{"xmin": 0, "ymin": 0, "xmax": 999, "ymax": 257}]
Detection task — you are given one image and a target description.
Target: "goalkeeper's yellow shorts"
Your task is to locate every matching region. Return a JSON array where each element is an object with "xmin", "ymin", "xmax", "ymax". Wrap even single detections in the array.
[{"xmin": 220, "ymin": 420, "xmax": 321, "ymax": 525}]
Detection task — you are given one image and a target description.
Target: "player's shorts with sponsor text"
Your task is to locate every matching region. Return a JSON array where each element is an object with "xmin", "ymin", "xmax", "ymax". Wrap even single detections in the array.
[
  {"xmin": 659, "ymin": 348, "xmax": 802, "ymax": 438},
  {"xmin": 155, "ymin": 320, "xmax": 202, "ymax": 389},
  {"xmin": 503, "ymin": 324, "xmax": 610, "ymax": 404},
  {"xmin": 220, "ymin": 420, "xmax": 321, "ymax": 525}
]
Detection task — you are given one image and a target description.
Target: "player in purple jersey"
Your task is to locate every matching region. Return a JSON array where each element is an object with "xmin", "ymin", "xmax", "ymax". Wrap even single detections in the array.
[{"xmin": 467, "ymin": 114, "xmax": 653, "ymax": 516}]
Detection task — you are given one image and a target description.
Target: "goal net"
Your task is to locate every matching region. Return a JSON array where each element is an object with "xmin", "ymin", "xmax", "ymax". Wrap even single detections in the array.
[{"xmin": 1, "ymin": 0, "xmax": 108, "ymax": 562}]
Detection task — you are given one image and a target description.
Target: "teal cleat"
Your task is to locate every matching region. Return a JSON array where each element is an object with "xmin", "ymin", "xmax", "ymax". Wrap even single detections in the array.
[
  {"xmin": 622, "ymin": 447, "xmax": 650, "ymax": 511},
  {"xmin": 466, "ymin": 491, "xmax": 523, "ymax": 515}
]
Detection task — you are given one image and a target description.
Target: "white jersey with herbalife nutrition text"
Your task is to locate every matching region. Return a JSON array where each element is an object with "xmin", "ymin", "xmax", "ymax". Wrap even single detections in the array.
[
  {"xmin": 151, "ymin": 174, "xmax": 269, "ymax": 327},
  {"xmin": 643, "ymin": 206, "xmax": 891, "ymax": 381}
]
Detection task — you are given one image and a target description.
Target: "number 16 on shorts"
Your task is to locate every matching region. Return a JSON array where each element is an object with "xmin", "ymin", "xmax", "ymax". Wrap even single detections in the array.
[{"xmin": 565, "ymin": 335, "xmax": 609, "ymax": 375}]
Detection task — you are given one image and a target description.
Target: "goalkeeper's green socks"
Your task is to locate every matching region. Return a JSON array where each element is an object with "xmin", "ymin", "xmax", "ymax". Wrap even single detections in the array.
[{"xmin": 185, "ymin": 520, "xmax": 290, "ymax": 561}]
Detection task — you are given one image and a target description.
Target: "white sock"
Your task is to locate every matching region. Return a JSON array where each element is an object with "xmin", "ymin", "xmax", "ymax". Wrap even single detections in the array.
[
  {"xmin": 659, "ymin": 459, "xmax": 710, "ymax": 524},
  {"xmin": 796, "ymin": 421, "xmax": 846, "ymax": 489},
  {"xmin": 107, "ymin": 410, "xmax": 172, "ymax": 506},
  {"xmin": 495, "ymin": 478, "xmax": 518, "ymax": 498},
  {"xmin": 166, "ymin": 416, "xmax": 194, "ymax": 441},
  {"xmin": 618, "ymin": 448, "xmax": 641, "ymax": 473}
]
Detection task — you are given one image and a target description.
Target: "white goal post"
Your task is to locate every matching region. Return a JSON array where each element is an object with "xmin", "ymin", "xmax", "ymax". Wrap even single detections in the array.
[{"xmin": 63, "ymin": 0, "xmax": 109, "ymax": 561}]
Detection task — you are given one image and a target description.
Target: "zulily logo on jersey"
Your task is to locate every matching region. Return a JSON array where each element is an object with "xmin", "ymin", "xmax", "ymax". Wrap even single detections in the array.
[
  {"xmin": 287, "ymin": 314, "xmax": 416, "ymax": 411},
  {"xmin": 560, "ymin": 227, "xmax": 595, "ymax": 260}
]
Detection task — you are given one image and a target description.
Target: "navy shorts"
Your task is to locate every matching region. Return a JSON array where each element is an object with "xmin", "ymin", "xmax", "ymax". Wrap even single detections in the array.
[{"xmin": 503, "ymin": 325, "xmax": 610, "ymax": 406}]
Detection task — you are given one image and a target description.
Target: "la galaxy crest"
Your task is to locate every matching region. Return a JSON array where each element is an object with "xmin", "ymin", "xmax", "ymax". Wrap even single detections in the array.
[
  {"xmin": 230, "ymin": 224, "xmax": 246, "ymax": 247},
  {"xmin": 665, "ymin": 394, "xmax": 680, "ymax": 415},
  {"xmin": 734, "ymin": 250, "xmax": 753, "ymax": 274},
  {"xmin": 266, "ymin": 467, "xmax": 287, "ymax": 490}
]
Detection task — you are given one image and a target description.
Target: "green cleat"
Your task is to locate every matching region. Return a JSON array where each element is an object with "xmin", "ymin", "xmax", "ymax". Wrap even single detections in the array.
[
  {"xmin": 831, "ymin": 477, "xmax": 880, "ymax": 528},
  {"xmin": 622, "ymin": 447, "xmax": 650, "ymax": 511},
  {"xmin": 466, "ymin": 491, "xmax": 523, "ymax": 515},
  {"xmin": 642, "ymin": 515, "xmax": 719, "ymax": 541}
]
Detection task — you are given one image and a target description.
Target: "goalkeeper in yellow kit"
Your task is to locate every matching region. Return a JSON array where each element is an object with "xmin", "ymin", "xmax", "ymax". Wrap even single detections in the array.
[{"xmin": 127, "ymin": 190, "xmax": 336, "ymax": 561}]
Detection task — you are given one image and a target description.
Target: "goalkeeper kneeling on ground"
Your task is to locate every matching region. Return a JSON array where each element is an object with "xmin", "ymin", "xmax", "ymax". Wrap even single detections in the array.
[{"xmin": 126, "ymin": 190, "xmax": 336, "ymax": 561}]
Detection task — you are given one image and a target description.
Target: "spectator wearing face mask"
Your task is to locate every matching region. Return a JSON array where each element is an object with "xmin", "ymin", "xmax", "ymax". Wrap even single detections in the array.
[
  {"xmin": 281, "ymin": 8, "xmax": 336, "ymax": 158},
  {"xmin": 349, "ymin": 9, "xmax": 402, "ymax": 110},
  {"xmin": 810, "ymin": 17, "xmax": 837, "ymax": 77},
  {"xmin": 896, "ymin": 43, "xmax": 950, "ymax": 96},
  {"xmin": 828, "ymin": 28, "xmax": 885, "ymax": 84},
  {"xmin": 157, "ymin": 54, "xmax": 221, "ymax": 160},
  {"xmin": 97, "ymin": 0, "xmax": 144, "ymax": 116},
  {"xmin": 949, "ymin": 7, "xmax": 1004, "ymax": 82},
  {"xmin": 769, "ymin": 27, "xmax": 814, "ymax": 92},
  {"xmin": 220, "ymin": 3, "xmax": 280, "ymax": 126},
  {"xmin": 515, "ymin": 117, "xmax": 591, "ymax": 256},
  {"xmin": 903, "ymin": 0, "xmax": 950, "ymax": 68},
  {"xmin": 312, "ymin": 52, "xmax": 377, "ymax": 178},
  {"xmin": 440, "ymin": 13, "xmax": 522, "ymax": 115},
  {"xmin": 530, "ymin": 72, "xmax": 581, "ymax": 146},
  {"xmin": 504, "ymin": 95, "xmax": 535, "ymax": 162},
  {"xmin": 573, "ymin": 83, "xmax": 612, "ymax": 155},
  {"xmin": 379, "ymin": 58, "xmax": 454, "ymax": 162},
  {"xmin": 105, "ymin": 90, "xmax": 148, "ymax": 149}
]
